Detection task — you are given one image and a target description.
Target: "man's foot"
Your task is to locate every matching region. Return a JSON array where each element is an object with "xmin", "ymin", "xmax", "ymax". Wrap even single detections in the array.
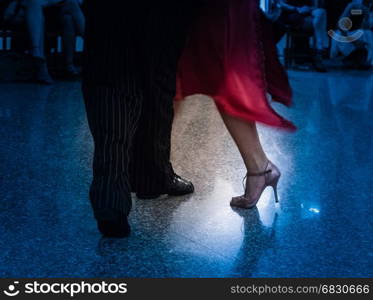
[
  {"xmin": 137, "ymin": 174, "xmax": 194, "ymax": 199},
  {"xmin": 17, "ymin": 56, "xmax": 53, "ymax": 84},
  {"xmin": 95, "ymin": 209, "xmax": 131, "ymax": 238},
  {"xmin": 313, "ymin": 49, "xmax": 327, "ymax": 73},
  {"xmin": 30, "ymin": 57, "xmax": 54, "ymax": 84},
  {"xmin": 97, "ymin": 219, "xmax": 131, "ymax": 238},
  {"xmin": 64, "ymin": 64, "xmax": 81, "ymax": 77},
  {"xmin": 35, "ymin": 63, "xmax": 54, "ymax": 85}
]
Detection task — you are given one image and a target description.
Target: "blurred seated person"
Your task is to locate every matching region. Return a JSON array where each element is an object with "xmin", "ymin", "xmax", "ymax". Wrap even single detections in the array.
[
  {"xmin": 1, "ymin": 0, "xmax": 84, "ymax": 84},
  {"xmin": 0, "ymin": 1, "xmax": 16, "ymax": 28},
  {"xmin": 324, "ymin": 0, "xmax": 351, "ymax": 30},
  {"xmin": 45, "ymin": 0, "xmax": 84, "ymax": 76},
  {"xmin": 330, "ymin": 0, "xmax": 373, "ymax": 69},
  {"xmin": 270, "ymin": 0, "xmax": 329, "ymax": 72}
]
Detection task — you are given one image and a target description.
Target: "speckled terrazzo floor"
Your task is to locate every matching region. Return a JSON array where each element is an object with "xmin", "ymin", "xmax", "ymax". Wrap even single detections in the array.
[{"xmin": 0, "ymin": 70, "xmax": 372, "ymax": 278}]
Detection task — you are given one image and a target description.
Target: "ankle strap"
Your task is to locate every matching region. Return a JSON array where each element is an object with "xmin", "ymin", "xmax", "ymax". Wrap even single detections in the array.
[
  {"xmin": 242, "ymin": 168, "xmax": 272, "ymax": 191},
  {"xmin": 246, "ymin": 169, "xmax": 272, "ymax": 177},
  {"xmin": 246, "ymin": 161, "xmax": 272, "ymax": 177}
]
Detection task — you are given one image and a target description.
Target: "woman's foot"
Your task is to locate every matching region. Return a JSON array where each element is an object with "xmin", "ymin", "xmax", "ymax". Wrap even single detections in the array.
[{"xmin": 230, "ymin": 161, "xmax": 281, "ymax": 209}]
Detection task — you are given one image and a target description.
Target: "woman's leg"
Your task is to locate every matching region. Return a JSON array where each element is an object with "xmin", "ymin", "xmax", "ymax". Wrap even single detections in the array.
[
  {"xmin": 220, "ymin": 112, "xmax": 268, "ymax": 173},
  {"xmin": 221, "ymin": 112, "xmax": 281, "ymax": 207}
]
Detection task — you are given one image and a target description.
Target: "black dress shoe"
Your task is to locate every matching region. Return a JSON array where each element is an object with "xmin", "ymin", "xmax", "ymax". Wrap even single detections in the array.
[
  {"xmin": 97, "ymin": 219, "xmax": 131, "ymax": 238},
  {"xmin": 95, "ymin": 209, "xmax": 131, "ymax": 238},
  {"xmin": 137, "ymin": 174, "xmax": 194, "ymax": 199}
]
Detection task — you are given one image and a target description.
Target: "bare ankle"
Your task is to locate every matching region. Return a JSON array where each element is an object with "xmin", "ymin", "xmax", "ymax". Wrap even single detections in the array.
[{"xmin": 245, "ymin": 158, "xmax": 268, "ymax": 173}]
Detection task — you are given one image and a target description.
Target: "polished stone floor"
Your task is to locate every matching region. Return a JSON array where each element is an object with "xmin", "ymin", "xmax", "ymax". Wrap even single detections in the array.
[{"xmin": 0, "ymin": 70, "xmax": 372, "ymax": 278}]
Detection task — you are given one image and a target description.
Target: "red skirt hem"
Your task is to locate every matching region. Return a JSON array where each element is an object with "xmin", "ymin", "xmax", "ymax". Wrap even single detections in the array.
[{"xmin": 175, "ymin": 0, "xmax": 296, "ymax": 131}]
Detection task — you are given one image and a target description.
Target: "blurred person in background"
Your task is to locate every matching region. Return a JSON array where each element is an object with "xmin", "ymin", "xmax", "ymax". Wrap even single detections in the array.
[
  {"xmin": 330, "ymin": 0, "xmax": 373, "ymax": 69},
  {"xmin": 272, "ymin": 0, "xmax": 329, "ymax": 72},
  {"xmin": 1, "ymin": 0, "xmax": 84, "ymax": 83},
  {"xmin": 45, "ymin": 0, "xmax": 84, "ymax": 77}
]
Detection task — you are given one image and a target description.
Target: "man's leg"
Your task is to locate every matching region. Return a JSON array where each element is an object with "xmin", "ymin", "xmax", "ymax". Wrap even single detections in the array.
[
  {"xmin": 129, "ymin": 68, "xmax": 177, "ymax": 196},
  {"xmin": 21, "ymin": 0, "xmax": 54, "ymax": 83},
  {"xmin": 60, "ymin": 0, "xmax": 85, "ymax": 36},
  {"xmin": 303, "ymin": 9, "xmax": 328, "ymax": 72},
  {"xmin": 311, "ymin": 8, "xmax": 329, "ymax": 50},
  {"xmin": 129, "ymin": 7, "xmax": 194, "ymax": 198},
  {"xmin": 60, "ymin": 14, "xmax": 78, "ymax": 73},
  {"xmin": 130, "ymin": 57, "xmax": 194, "ymax": 197},
  {"xmin": 83, "ymin": 86, "xmax": 142, "ymax": 237}
]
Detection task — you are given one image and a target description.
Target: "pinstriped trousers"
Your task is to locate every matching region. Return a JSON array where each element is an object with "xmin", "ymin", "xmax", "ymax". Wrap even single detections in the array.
[
  {"xmin": 83, "ymin": 87, "xmax": 142, "ymax": 217},
  {"xmin": 83, "ymin": 73, "xmax": 179, "ymax": 217},
  {"xmin": 128, "ymin": 33, "xmax": 183, "ymax": 196},
  {"xmin": 82, "ymin": 19, "xmax": 188, "ymax": 218},
  {"xmin": 82, "ymin": 3, "xmax": 196, "ymax": 218}
]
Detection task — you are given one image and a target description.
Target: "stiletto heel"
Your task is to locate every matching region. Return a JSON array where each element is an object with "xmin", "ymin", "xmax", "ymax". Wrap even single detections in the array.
[
  {"xmin": 230, "ymin": 161, "xmax": 281, "ymax": 209},
  {"xmin": 272, "ymin": 180, "xmax": 279, "ymax": 203},
  {"xmin": 270, "ymin": 174, "xmax": 280, "ymax": 203}
]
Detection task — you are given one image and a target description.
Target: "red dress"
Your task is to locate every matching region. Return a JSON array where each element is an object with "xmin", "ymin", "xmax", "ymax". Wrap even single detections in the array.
[{"xmin": 176, "ymin": 0, "xmax": 296, "ymax": 130}]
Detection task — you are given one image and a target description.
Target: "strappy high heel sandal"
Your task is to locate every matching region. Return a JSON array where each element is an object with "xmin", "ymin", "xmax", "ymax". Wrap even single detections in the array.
[{"xmin": 230, "ymin": 161, "xmax": 281, "ymax": 209}]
